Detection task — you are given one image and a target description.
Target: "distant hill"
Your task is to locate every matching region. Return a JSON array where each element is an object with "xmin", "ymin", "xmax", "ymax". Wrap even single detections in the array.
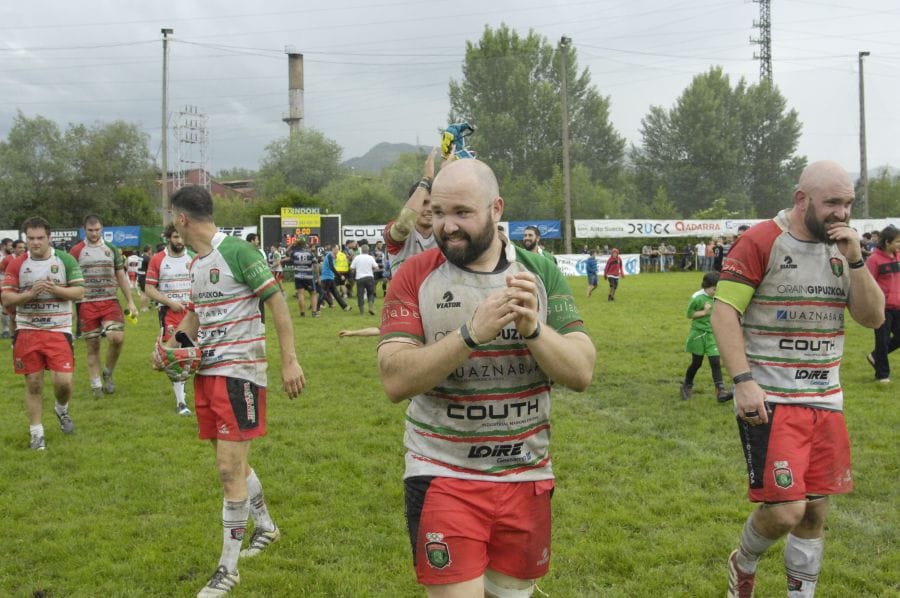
[{"xmin": 343, "ymin": 142, "xmax": 430, "ymax": 173}]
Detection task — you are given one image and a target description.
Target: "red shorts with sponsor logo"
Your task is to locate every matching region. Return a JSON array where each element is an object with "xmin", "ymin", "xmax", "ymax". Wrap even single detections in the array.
[
  {"xmin": 193, "ymin": 375, "xmax": 267, "ymax": 442},
  {"xmin": 13, "ymin": 329, "xmax": 75, "ymax": 375},
  {"xmin": 78, "ymin": 299, "xmax": 124, "ymax": 333},
  {"xmin": 738, "ymin": 404, "xmax": 852, "ymax": 503},
  {"xmin": 158, "ymin": 306, "xmax": 187, "ymax": 342},
  {"xmin": 405, "ymin": 476, "xmax": 553, "ymax": 585}
]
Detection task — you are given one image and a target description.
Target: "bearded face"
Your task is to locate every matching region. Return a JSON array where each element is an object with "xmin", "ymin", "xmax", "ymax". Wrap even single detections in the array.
[{"xmin": 435, "ymin": 210, "xmax": 496, "ymax": 268}]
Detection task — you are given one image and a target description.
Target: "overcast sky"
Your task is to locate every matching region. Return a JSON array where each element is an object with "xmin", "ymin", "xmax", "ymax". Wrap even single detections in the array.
[{"xmin": 2, "ymin": 1, "xmax": 898, "ymax": 178}]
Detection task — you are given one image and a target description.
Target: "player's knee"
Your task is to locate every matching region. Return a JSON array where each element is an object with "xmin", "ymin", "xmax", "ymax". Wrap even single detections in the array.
[
  {"xmin": 484, "ymin": 570, "xmax": 535, "ymax": 598},
  {"xmin": 798, "ymin": 497, "xmax": 829, "ymax": 530},
  {"xmin": 761, "ymin": 501, "xmax": 806, "ymax": 533}
]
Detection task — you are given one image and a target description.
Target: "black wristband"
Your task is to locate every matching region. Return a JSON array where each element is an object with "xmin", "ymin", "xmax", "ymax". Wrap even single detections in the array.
[
  {"xmin": 523, "ymin": 322, "xmax": 541, "ymax": 340},
  {"xmin": 459, "ymin": 324, "xmax": 479, "ymax": 349},
  {"xmin": 848, "ymin": 259, "xmax": 865, "ymax": 269},
  {"xmin": 732, "ymin": 372, "xmax": 754, "ymax": 385},
  {"xmin": 417, "ymin": 178, "xmax": 432, "ymax": 192}
]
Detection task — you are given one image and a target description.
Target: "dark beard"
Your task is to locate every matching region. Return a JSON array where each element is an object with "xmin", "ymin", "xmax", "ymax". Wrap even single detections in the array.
[
  {"xmin": 804, "ymin": 209, "xmax": 846, "ymax": 245},
  {"xmin": 436, "ymin": 217, "xmax": 496, "ymax": 268},
  {"xmin": 522, "ymin": 238, "xmax": 536, "ymax": 251}
]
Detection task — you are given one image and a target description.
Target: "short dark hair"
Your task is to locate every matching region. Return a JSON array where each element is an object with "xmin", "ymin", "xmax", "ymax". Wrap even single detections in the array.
[
  {"xmin": 171, "ymin": 185, "xmax": 213, "ymax": 221},
  {"xmin": 22, "ymin": 216, "xmax": 52, "ymax": 236},
  {"xmin": 163, "ymin": 224, "xmax": 177, "ymax": 240},
  {"xmin": 12, "ymin": 239, "xmax": 25, "ymax": 248},
  {"xmin": 702, "ymin": 272, "xmax": 720, "ymax": 289},
  {"xmin": 83, "ymin": 214, "xmax": 102, "ymax": 227},
  {"xmin": 525, "ymin": 225, "xmax": 541, "ymax": 238},
  {"xmin": 878, "ymin": 225, "xmax": 898, "ymax": 251},
  {"xmin": 246, "ymin": 233, "xmax": 258, "ymax": 243}
]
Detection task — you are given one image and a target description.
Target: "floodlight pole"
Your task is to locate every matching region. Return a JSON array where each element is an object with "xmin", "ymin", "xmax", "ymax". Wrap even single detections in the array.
[
  {"xmin": 161, "ymin": 28, "xmax": 174, "ymax": 226},
  {"xmin": 858, "ymin": 50, "xmax": 870, "ymax": 218},
  {"xmin": 560, "ymin": 36, "xmax": 572, "ymax": 254}
]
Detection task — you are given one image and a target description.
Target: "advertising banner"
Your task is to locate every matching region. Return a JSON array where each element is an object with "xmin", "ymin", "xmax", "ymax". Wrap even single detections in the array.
[
  {"xmin": 508, "ymin": 220, "xmax": 562, "ymax": 240},
  {"xmin": 575, "ymin": 217, "xmax": 899, "ymax": 239},
  {"xmin": 342, "ymin": 225, "xmax": 386, "ymax": 245},
  {"xmin": 555, "ymin": 253, "xmax": 641, "ymax": 277}
]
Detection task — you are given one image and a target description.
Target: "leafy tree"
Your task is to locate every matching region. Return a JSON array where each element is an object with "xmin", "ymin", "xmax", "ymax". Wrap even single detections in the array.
[
  {"xmin": 449, "ymin": 25, "xmax": 624, "ymax": 185},
  {"xmin": 319, "ymin": 176, "xmax": 397, "ymax": 224},
  {"xmin": 632, "ymin": 67, "xmax": 803, "ymax": 218},
  {"xmin": 216, "ymin": 166, "xmax": 257, "ymax": 181},
  {"xmin": 0, "ymin": 112, "xmax": 157, "ymax": 228},
  {"xmin": 257, "ymin": 129, "xmax": 344, "ymax": 198},
  {"xmin": 867, "ymin": 167, "xmax": 900, "ymax": 218}
]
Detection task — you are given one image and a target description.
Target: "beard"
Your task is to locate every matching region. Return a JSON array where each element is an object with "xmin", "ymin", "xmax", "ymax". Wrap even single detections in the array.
[
  {"xmin": 805, "ymin": 208, "xmax": 847, "ymax": 244},
  {"xmin": 169, "ymin": 242, "xmax": 185, "ymax": 253},
  {"xmin": 436, "ymin": 217, "xmax": 496, "ymax": 268},
  {"xmin": 522, "ymin": 238, "xmax": 536, "ymax": 251}
]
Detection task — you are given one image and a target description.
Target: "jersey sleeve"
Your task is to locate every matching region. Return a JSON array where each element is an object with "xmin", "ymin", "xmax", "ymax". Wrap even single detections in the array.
[
  {"xmin": 384, "ymin": 222, "xmax": 405, "ymax": 256},
  {"xmin": 58, "ymin": 250, "xmax": 85, "ymax": 286},
  {"xmin": 236, "ymin": 241, "xmax": 278, "ymax": 301},
  {"xmin": 1, "ymin": 254, "xmax": 23, "ymax": 291},
  {"xmin": 517, "ymin": 247, "xmax": 585, "ymax": 335},
  {"xmin": 106, "ymin": 241, "xmax": 125, "ymax": 270},
  {"xmin": 69, "ymin": 242, "xmax": 83, "ymax": 261},
  {"xmin": 717, "ymin": 221, "xmax": 778, "ymax": 315},
  {"xmin": 686, "ymin": 294, "xmax": 703, "ymax": 319},
  {"xmin": 145, "ymin": 252, "xmax": 165, "ymax": 286},
  {"xmin": 380, "ymin": 252, "xmax": 436, "ymax": 344}
]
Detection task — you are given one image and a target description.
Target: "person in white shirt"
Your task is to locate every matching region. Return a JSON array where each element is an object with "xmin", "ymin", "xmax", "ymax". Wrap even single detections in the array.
[
  {"xmin": 695, "ymin": 240, "xmax": 707, "ymax": 271},
  {"xmin": 350, "ymin": 244, "xmax": 380, "ymax": 315}
]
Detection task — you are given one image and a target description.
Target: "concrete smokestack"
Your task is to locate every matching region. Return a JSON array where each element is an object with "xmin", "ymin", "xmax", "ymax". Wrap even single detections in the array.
[{"xmin": 282, "ymin": 48, "xmax": 304, "ymax": 135}]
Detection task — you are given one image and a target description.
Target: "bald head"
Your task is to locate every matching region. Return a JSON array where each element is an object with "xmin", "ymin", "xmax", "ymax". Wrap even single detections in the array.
[
  {"xmin": 433, "ymin": 159, "xmax": 500, "ymax": 208},
  {"xmin": 797, "ymin": 160, "xmax": 853, "ymax": 201}
]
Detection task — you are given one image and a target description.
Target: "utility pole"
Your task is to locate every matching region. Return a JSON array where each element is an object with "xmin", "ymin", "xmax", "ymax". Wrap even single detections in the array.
[
  {"xmin": 858, "ymin": 51, "xmax": 871, "ymax": 218},
  {"xmin": 161, "ymin": 28, "xmax": 173, "ymax": 225},
  {"xmin": 559, "ymin": 36, "xmax": 572, "ymax": 254}
]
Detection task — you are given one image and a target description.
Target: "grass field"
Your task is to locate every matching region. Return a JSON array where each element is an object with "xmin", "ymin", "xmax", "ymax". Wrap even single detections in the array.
[{"xmin": 0, "ymin": 272, "xmax": 896, "ymax": 597}]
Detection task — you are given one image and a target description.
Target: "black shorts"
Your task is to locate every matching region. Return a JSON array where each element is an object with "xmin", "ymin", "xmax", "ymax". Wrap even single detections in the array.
[{"xmin": 294, "ymin": 278, "xmax": 318, "ymax": 292}]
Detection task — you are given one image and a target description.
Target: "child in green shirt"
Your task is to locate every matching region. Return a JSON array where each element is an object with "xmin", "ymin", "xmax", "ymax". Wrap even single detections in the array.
[{"xmin": 680, "ymin": 272, "xmax": 732, "ymax": 402}]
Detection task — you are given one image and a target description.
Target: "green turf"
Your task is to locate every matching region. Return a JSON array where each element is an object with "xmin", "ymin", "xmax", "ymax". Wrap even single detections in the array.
[{"xmin": 0, "ymin": 273, "xmax": 896, "ymax": 596}]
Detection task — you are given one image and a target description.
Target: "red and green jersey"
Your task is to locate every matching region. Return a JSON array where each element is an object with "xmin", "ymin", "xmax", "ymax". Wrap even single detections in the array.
[
  {"xmin": 717, "ymin": 210, "xmax": 850, "ymax": 411},
  {"xmin": 146, "ymin": 249, "xmax": 194, "ymax": 306},
  {"xmin": 70, "ymin": 240, "xmax": 124, "ymax": 302},
  {"xmin": 1, "ymin": 249, "xmax": 84, "ymax": 334},
  {"xmin": 189, "ymin": 233, "xmax": 278, "ymax": 387},
  {"xmin": 380, "ymin": 244, "xmax": 586, "ymax": 482}
]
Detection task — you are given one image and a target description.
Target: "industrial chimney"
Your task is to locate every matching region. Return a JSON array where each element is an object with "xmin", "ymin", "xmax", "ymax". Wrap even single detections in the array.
[{"xmin": 282, "ymin": 47, "xmax": 304, "ymax": 135}]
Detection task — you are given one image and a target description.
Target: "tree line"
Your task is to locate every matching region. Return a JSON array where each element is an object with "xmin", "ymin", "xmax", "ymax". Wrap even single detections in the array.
[{"xmin": 1, "ymin": 24, "xmax": 897, "ymax": 230}]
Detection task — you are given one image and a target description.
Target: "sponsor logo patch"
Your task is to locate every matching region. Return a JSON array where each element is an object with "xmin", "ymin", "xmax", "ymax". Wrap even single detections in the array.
[
  {"xmin": 780, "ymin": 256, "xmax": 798, "ymax": 270},
  {"xmin": 829, "ymin": 257, "xmax": 843, "ymax": 277},
  {"xmin": 209, "ymin": 268, "xmax": 220, "ymax": 284}
]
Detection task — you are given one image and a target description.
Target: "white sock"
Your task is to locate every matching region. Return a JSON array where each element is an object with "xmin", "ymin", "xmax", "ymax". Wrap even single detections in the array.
[
  {"xmin": 785, "ymin": 533, "xmax": 823, "ymax": 597},
  {"xmin": 173, "ymin": 381, "xmax": 185, "ymax": 404},
  {"xmin": 218, "ymin": 498, "xmax": 249, "ymax": 572},
  {"xmin": 247, "ymin": 469, "xmax": 275, "ymax": 531},
  {"xmin": 29, "ymin": 424, "xmax": 44, "ymax": 438},
  {"xmin": 91, "ymin": 376, "xmax": 101, "ymax": 389},
  {"xmin": 54, "ymin": 402, "xmax": 68, "ymax": 415},
  {"xmin": 736, "ymin": 515, "xmax": 778, "ymax": 573}
]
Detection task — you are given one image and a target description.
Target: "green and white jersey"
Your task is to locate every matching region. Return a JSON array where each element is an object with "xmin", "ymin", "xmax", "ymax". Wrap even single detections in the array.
[
  {"xmin": 686, "ymin": 289, "xmax": 714, "ymax": 334},
  {"xmin": 70, "ymin": 239, "xmax": 124, "ymax": 302},
  {"xmin": 190, "ymin": 232, "xmax": 278, "ymax": 386},
  {"xmin": 2, "ymin": 249, "xmax": 84, "ymax": 334},
  {"xmin": 380, "ymin": 243, "xmax": 586, "ymax": 482}
]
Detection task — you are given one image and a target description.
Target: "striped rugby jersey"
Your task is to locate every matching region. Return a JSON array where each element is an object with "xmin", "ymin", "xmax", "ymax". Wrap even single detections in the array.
[
  {"xmin": 384, "ymin": 221, "xmax": 436, "ymax": 275},
  {"xmin": 189, "ymin": 233, "xmax": 278, "ymax": 387},
  {"xmin": 1, "ymin": 249, "xmax": 84, "ymax": 334},
  {"xmin": 380, "ymin": 243, "xmax": 585, "ymax": 482},
  {"xmin": 70, "ymin": 240, "xmax": 124, "ymax": 302},
  {"xmin": 717, "ymin": 210, "xmax": 851, "ymax": 411},
  {"xmin": 146, "ymin": 249, "xmax": 193, "ymax": 305}
]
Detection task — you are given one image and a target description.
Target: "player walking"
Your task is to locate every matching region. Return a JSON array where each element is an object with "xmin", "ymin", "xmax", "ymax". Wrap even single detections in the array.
[
  {"xmin": 70, "ymin": 214, "xmax": 137, "ymax": 397},
  {"xmin": 144, "ymin": 224, "xmax": 195, "ymax": 415},
  {"xmin": 156, "ymin": 185, "xmax": 305, "ymax": 597},
  {"xmin": 2, "ymin": 217, "xmax": 85, "ymax": 450}
]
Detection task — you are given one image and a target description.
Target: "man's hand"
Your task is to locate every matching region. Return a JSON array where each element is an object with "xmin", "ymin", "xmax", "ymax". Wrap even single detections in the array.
[
  {"xmin": 282, "ymin": 359, "xmax": 305, "ymax": 399},
  {"xmin": 827, "ymin": 222, "xmax": 863, "ymax": 262},
  {"xmin": 468, "ymin": 287, "xmax": 519, "ymax": 345},
  {"xmin": 169, "ymin": 301, "xmax": 186, "ymax": 313},
  {"xmin": 734, "ymin": 380, "xmax": 769, "ymax": 425},
  {"xmin": 505, "ymin": 272, "xmax": 540, "ymax": 338}
]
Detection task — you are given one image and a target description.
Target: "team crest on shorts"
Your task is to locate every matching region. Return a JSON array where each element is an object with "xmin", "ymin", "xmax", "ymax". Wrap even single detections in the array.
[
  {"xmin": 829, "ymin": 257, "xmax": 843, "ymax": 277},
  {"xmin": 773, "ymin": 460, "xmax": 793, "ymax": 489},
  {"xmin": 424, "ymin": 532, "xmax": 451, "ymax": 569},
  {"xmin": 210, "ymin": 268, "xmax": 220, "ymax": 284}
]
